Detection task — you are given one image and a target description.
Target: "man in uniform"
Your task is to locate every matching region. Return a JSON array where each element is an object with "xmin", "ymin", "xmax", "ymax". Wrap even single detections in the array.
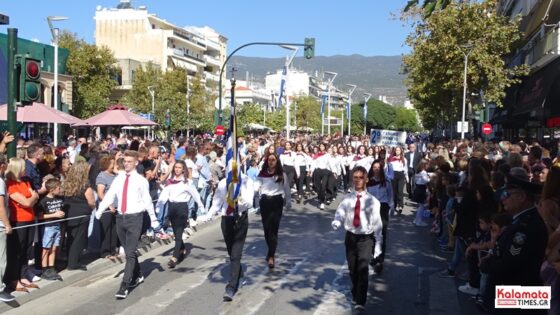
[{"xmin": 484, "ymin": 169, "xmax": 547, "ymax": 314}]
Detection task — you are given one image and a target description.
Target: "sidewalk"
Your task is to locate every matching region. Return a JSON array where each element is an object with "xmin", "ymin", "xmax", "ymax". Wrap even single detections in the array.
[{"xmin": 0, "ymin": 216, "xmax": 221, "ymax": 313}]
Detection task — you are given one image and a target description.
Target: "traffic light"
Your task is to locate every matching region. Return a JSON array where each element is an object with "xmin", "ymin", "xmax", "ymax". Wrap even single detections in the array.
[
  {"xmin": 18, "ymin": 57, "xmax": 42, "ymax": 105},
  {"xmin": 304, "ymin": 37, "xmax": 315, "ymax": 59}
]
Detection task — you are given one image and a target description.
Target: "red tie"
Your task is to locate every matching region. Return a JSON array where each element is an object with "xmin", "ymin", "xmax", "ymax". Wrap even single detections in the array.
[
  {"xmin": 353, "ymin": 194, "xmax": 361, "ymax": 227},
  {"xmin": 121, "ymin": 174, "xmax": 130, "ymax": 214}
]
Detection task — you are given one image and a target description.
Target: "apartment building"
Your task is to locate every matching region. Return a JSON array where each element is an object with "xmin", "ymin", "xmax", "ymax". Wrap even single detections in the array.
[
  {"xmin": 94, "ymin": 0, "xmax": 227, "ymax": 101},
  {"xmin": 495, "ymin": 0, "xmax": 560, "ymax": 140}
]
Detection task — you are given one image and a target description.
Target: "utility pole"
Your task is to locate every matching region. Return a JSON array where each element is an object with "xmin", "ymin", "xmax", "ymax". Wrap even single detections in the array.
[{"xmin": 7, "ymin": 28, "xmax": 17, "ymax": 158}]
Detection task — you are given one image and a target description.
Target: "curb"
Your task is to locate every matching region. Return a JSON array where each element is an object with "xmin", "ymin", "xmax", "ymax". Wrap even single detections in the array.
[{"xmin": 0, "ymin": 216, "xmax": 221, "ymax": 313}]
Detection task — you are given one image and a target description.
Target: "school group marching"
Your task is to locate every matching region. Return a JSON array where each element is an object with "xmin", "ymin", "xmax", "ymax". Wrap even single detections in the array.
[{"xmin": 1, "ymin": 130, "xmax": 559, "ymax": 315}]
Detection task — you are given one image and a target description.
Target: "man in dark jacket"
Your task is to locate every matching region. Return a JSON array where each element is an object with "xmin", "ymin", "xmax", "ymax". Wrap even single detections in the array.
[
  {"xmin": 405, "ymin": 143, "xmax": 422, "ymax": 198},
  {"xmin": 483, "ymin": 170, "xmax": 547, "ymax": 315}
]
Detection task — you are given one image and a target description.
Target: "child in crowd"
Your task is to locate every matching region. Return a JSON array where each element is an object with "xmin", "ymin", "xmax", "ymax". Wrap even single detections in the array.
[
  {"xmin": 478, "ymin": 212, "xmax": 513, "ymax": 311},
  {"xmin": 439, "ymin": 184, "xmax": 457, "ymax": 252},
  {"xmin": 246, "ymin": 159, "xmax": 260, "ymax": 214},
  {"xmin": 39, "ymin": 178, "xmax": 66, "ymax": 281}
]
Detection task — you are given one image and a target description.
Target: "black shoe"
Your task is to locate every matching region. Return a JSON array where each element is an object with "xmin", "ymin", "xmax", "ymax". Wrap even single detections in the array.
[
  {"xmin": 130, "ymin": 274, "xmax": 144, "ymax": 287},
  {"xmin": 0, "ymin": 291, "xmax": 15, "ymax": 302},
  {"xmin": 115, "ymin": 283, "xmax": 129, "ymax": 299},
  {"xmin": 168, "ymin": 258, "xmax": 177, "ymax": 269},
  {"xmin": 374, "ymin": 262, "xmax": 383, "ymax": 274},
  {"xmin": 223, "ymin": 286, "xmax": 236, "ymax": 302},
  {"xmin": 67, "ymin": 265, "xmax": 87, "ymax": 271},
  {"xmin": 354, "ymin": 304, "xmax": 366, "ymax": 314}
]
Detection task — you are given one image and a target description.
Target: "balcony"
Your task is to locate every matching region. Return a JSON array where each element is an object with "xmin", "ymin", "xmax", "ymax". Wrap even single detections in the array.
[
  {"xmin": 168, "ymin": 48, "xmax": 206, "ymax": 67},
  {"xmin": 525, "ymin": 28, "xmax": 560, "ymax": 70},
  {"xmin": 206, "ymin": 39, "xmax": 221, "ymax": 51},
  {"xmin": 205, "ymin": 72, "xmax": 220, "ymax": 82},
  {"xmin": 205, "ymin": 55, "xmax": 221, "ymax": 67},
  {"xmin": 172, "ymin": 29, "xmax": 206, "ymax": 50}
]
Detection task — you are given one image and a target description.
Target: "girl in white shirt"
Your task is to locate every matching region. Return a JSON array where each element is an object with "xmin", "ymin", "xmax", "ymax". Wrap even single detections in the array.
[
  {"xmin": 413, "ymin": 159, "xmax": 430, "ymax": 204},
  {"xmin": 344, "ymin": 146, "xmax": 356, "ymax": 193},
  {"xmin": 255, "ymin": 153, "xmax": 291, "ymax": 269},
  {"xmin": 294, "ymin": 143, "xmax": 310, "ymax": 203},
  {"xmin": 388, "ymin": 146, "xmax": 408, "ymax": 214},
  {"xmin": 312, "ymin": 143, "xmax": 332, "ymax": 210}
]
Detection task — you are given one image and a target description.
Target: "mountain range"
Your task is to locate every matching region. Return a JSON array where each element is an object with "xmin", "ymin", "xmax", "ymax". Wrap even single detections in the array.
[{"xmin": 229, "ymin": 54, "xmax": 408, "ymax": 105}]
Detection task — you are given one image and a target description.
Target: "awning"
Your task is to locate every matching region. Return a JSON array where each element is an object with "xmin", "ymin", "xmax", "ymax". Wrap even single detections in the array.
[
  {"xmin": 170, "ymin": 57, "xmax": 198, "ymax": 72},
  {"xmin": 512, "ymin": 57, "xmax": 560, "ymax": 116}
]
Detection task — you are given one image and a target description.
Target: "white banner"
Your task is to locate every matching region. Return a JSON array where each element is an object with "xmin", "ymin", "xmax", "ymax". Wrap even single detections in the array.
[{"xmin": 370, "ymin": 129, "xmax": 407, "ymax": 147}]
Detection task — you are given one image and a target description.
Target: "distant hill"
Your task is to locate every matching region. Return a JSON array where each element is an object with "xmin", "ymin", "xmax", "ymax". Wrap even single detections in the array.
[{"xmin": 230, "ymin": 55, "xmax": 408, "ymax": 104}]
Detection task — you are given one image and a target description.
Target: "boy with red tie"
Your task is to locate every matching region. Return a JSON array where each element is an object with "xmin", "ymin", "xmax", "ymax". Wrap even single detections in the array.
[{"xmin": 332, "ymin": 166, "xmax": 383, "ymax": 314}]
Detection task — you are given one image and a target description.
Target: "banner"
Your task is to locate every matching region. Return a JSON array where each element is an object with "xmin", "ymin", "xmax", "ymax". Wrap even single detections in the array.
[
  {"xmin": 320, "ymin": 94, "xmax": 327, "ymax": 116},
  {"xmin": 370, "ymin": 129, "xmax": 408, "ymax": 147}
]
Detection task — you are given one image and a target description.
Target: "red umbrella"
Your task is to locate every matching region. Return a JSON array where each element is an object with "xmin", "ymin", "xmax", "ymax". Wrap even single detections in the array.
[
  {"xmin": 0, "ymin": 102, "xmax": 84, "ymax": 125},
  {"xmin": 74, "ymin": 104, "xmax": 157, "ymax": 127}
]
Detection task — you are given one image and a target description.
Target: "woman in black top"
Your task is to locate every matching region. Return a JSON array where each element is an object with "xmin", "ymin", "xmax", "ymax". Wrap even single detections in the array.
[{"xmin": 63, "ymin": 161, "xmax": 96, "ymax": 270}]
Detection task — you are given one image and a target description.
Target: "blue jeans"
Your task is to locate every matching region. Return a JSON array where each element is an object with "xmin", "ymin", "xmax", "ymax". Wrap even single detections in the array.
[
  {"xmin": 157, "ymin": 201, "xmax": 169, "ymax": 228},
  {"xmin": 449, "ymin": 237, "xmax": 466, "ymax": 272}
]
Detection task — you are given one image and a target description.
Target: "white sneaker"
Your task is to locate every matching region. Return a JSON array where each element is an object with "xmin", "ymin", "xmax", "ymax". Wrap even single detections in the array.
[
  {"xmin": 184, "ymin": 227, "xmax": 194, "ymax": 236},
  {"xmin": 458, "ymin": 283, "xmax": 479, "ymax": 296},
  {"xmin": 189, "ymin": 218, "xmax": 197, "ymax": 227},
  {"xmin": 319, "ymin": 203, "xmax": 325, "ymax": 210}
]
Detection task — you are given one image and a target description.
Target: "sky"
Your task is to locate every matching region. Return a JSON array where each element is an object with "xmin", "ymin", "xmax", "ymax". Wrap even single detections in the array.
[{"xmin": 1, "ymin": 0, "xmax": 412, "ymax": 58}]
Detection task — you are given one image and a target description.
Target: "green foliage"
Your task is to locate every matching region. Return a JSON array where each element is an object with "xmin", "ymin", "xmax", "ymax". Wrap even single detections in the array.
[
  {"xmin": 189, "ymin": 75, "xmax": 216, "ymax": 132},
  {"xmin": 294, "ymin": 96, "xmax": 321, "ymax": 132},
  {"xmin": 349, "ymin": 99, "xmax": 421, "ymax": 134},
  {"xmin": 404, "ymin": 0, "xmax": 453, "ymax": 18},
  {"xmin": 58, "ymin": 31, "xmax": 117, "ymax": 118},
  {"xmin": 402, "ymin": 1, "xmax": 528, "ymax": 129},
  {"xmin": 236, "ymin": 103, "xmax": 264, "ymax": 136}
]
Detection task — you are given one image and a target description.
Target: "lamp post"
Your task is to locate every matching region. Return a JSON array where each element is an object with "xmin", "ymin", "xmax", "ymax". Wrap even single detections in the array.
[
  {"xmin": 47, "ymin": 16, "xmax": 68, "ymax": 146},
  {"xmin": 346, "ymin": 84, "xmax": 357, "ymax": 136},
  {"xmin": 279, "ymin": 45, "xmax": 298, "ymax": 140},
  {"xmin": 148, "ymin": 86, "xmax": 155, "ymax": 140},
  {"xmin": 324, "ymin": 71, "xmax": 337, "ymax": 135},
  {"xmin": 460, "ymin": 43, "xmax": 473, "ymax": 140},
  {"xmin": 363, "ymin": 93, "xmax": 371, "ymax": 135}
]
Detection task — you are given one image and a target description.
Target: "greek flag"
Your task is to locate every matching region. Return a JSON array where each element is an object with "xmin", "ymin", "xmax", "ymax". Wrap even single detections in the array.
[
  {"xmin": 363, "ymin": 101, "xmax": 368, "ymax": 121},
  {"xmin": 225, "ymin": 96, "xmax": 241, "ymax": 215},
  {"xmin": 278, "ymin": 65, "xmax": 287, "ymax": 108},
  {"xmin": 320, "ymin": 94, "xmax": 327, "ymax": 117},
  {"xmin": 347, "ymin": 100, "xmax": 351, "ymax": 118}
]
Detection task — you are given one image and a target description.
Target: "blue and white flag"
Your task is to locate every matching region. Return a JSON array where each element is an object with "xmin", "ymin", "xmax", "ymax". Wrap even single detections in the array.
[
  {"xmin": 363, "ymin": 101, "xmax": 368, "ymax": 120},
  {"xmin": 278, "ymin": 65, "xmax": 287, "ymax": 108},
  {"xmin": 225, "ymin": 93, "xmax": 242, "ymax": 215},
  {"xmin": 346, "ymin": 100, "xmax": 351, "ymax": 118},
  {"xmin": 320, "ymin": 94, "xmax": 327, "ymax": 117}
]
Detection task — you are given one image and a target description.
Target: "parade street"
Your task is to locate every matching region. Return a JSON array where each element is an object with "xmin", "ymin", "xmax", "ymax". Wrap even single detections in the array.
[{"xmin": 3, "ymin": 197, "xmax": 481, "ymax": 315}]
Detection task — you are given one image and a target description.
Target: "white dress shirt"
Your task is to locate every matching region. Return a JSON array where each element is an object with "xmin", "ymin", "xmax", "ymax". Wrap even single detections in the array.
[
  {"xmin": 96, "ymin": 170, "xmax": 157, "ymax": 222},
  {"xmin": 210, "ymin": 174, "xmax": 254, "ymax": 216},
  {"xmin": 333, "ymin": 190, "xmax": 383, "ymax": 258},
  {"xmin": 280, "ymin": 150, "xmax": 295, "ymax": 167},
  {"xmin": 254, "ymin": 172, "xmax": 292, "ymax": 209},
  {"xmin": 415, "ymin": 170, "xmax": 431, "ymax": 185},
  {"xmin": 311, "ymin": 153, "xmax": 331, "ymax": 172},
  {"xmin": 155, "ymin": 180, "xmax": 204, "ymax": 212}
]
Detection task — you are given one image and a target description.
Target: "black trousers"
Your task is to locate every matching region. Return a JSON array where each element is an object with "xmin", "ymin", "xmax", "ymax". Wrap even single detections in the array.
[
  {"xmin": 304, "ymin": 171, "xmax": 313, "ymax": 194},
  {"xmin": 116, "ymin": 212, "xmax": 143, "ymax": 285},
  {"xmin": 373, "ymin": 202, "xmax": 390, "ymax": 262},
  {"xmin": 259, "ymin": 195, "xmax": 284, "ymax": 258},
  {"xmin": 5, "ymin": 221, "xmax": 34, "ymax": 283},
  {"xmin": 66, "ymin": 218, "xmax": 89, "ymax": 269},
  {"xmin": 392, "ymin": 171, "xmax": 406, "ymax": 209},
  {"xmin": 313, "ymin": 169, "xmax": 331, "ymax": 203},
  {"xmin": 284, "ymin": 165, "xmax": 297, "ymax": 189},
  {"xmin": 343, "ymin": 166, "xmax": 351, "ymax": 191},
  {"xmin": 345, "ymin": 232, "xmax": 373, "ymax": 306},
  {"xmin": 221, "ymin": 212, "xmax": 248, "ymax": 291},
  {"xmin": 168, "ymin": 202, "xmax": 189, "ymax": 259},
  {"xmin": 99, "ymin": 212, "xmax": 118, "ymax": 257},
  {"xmin": 296, "ymin": 166, "xmax": 306, "ymax": 197},
  {"xmin": 407, "ymin": 168, "xmax": 415, "ymax": 198},
  {"xmin": 327, "ymin": 173, "xmax": 337, "ymax": 200}
]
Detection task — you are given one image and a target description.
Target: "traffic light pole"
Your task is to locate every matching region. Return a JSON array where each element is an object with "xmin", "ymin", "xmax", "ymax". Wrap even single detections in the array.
[
  {"xmin": 7, "ymin": 28, "xmax": 17, "ymax": 158},
  {"xmin": 217, "ymin": 40, "xmax": 314, "ymax": 126}
]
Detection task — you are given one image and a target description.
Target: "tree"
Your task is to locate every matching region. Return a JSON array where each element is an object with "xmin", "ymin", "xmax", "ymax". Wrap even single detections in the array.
[
  {"xmin": 236, "ymin": 103, "xmax": 264, "ymax": 136},
  {"xmin": 395, "ymin": 107, "xmax": 422, "ymax": 132},
  {"xmin": 402, "ymin": 1, "xmax": 528, "ymax": 129},
  {"xmin": 404, "ymin": 0, "xmax": 454, "ymax": 18},
  {"xmin": 58, "ymin": 31, "xmax": 117, "ymax": 118},
  {"xmin": 294, "ymin": 96, "xmax": 321, "ymax": 132},
  {"xmin": 189, "ymin": 75, "xmax": 216, "ymax": 132}
]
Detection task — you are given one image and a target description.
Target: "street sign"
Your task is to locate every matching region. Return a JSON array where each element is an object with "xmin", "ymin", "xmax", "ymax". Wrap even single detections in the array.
[
  {"xmin": 0, "ymin": 13, "xmax": 9, "ymax": 25},
  {"xmin": 215, "ymin": 125, "xmax": 225, "ymax": 136},
  {"xmin": 482, "ymin": 123, "xmax": 492, "ymax": 135},
  {"xmin": 456, "ymin": 121, "xmax": 468, "ymax": 133}
]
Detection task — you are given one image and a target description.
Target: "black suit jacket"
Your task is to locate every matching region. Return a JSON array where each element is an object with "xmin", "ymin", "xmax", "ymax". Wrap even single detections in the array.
[{"xmin": 405, "ymin": 151, "xmax": 422, "ymax": 173}]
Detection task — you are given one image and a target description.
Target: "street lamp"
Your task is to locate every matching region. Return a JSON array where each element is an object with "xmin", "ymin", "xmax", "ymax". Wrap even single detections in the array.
[
  {"xmin": 460, "ymin": 43, "xmax": 473, "ymax": 140},
  {"xmin": 346, "ymin": 84, "xmax": 357, "ymax": 136},
  {"xmin": 324, "ymin": 71, "xmax": 337, "ymax": 135},
  {"xmin": 363, "ymin": 93, "xmax": 371, "ymax": 135},
  {"xmin": 148, "ymin": 86, "xmax": 155, "ymax": 140},
  {"xmin": 280, "ymin": 45, "xmax": 298, "ymax": 140},
  {"xmin": 47, "ymin": 15, "xmax": 68, "ymax": 146}
]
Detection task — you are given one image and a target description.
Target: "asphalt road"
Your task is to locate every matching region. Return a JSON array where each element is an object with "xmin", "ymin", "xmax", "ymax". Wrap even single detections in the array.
[{"xmin": 4, "ymin": 194, "xmax": 482, "ymax": 315}]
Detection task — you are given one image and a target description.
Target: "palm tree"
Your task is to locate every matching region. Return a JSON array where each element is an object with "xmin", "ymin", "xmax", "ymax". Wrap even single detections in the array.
[{"xmin": 404, "ymin": 0, "xmax": 453, "ymax": 18}]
